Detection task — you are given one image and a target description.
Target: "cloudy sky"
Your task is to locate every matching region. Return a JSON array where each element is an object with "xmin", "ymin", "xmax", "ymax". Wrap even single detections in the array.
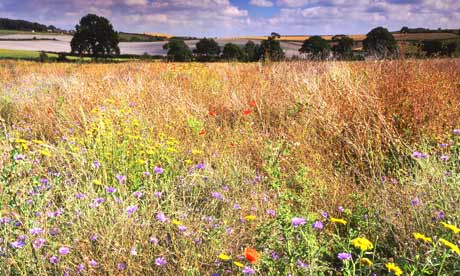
[{"xmin": 0, "ymin": 0, "xmax": 459, "ymax": 36}]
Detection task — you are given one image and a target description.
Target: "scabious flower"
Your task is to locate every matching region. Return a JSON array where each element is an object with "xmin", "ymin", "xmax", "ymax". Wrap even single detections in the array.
[
  {"xmin": 337, "ymin": 252, "xmax": 352, "ymax": 261},
  {"xmin": 178, "ymin": 225, "xmax": 187, "ymax": 232},
  {"xmin": 413, "ymin": 232, "xmax": 432, "ymax": 243},
  {"xmin": 233, "ymin": 204, "xmax": 241, "ymax": 210},
  {"xmin": 292, "ymin": 217, "xmax": 306, "ymax": 227},
  {"xmin": 312, "ymin": 221, "xmax": 324, "ymax": 230},
  {"xmin": 351, "ymin": 237, "xmax": 374, "ymax": 252},
  {"xmin": 29, "ymin": 227, "xmax": 43, "ymax": 235},
  {"xmin": 154, "ymin": 166, "xmax": 164, "ymax": 174},
  {"xmin": 155, "ymin": 257, "xmax": 167, "ymax": 266},
  {"xmin": 439, "ymin": 238, "xmax": 460, "ymax": 255},
  {"xmin": 127, "ymin": 205, "xmax": 138, "ymax": 216},
  {"xmin": 211, "ymin": 191, "xmax": 223, "ymax": 200},
  {"xmin": 195, "ymin": 162, "xmax": 205, "ymax": 170},
  {"xmin": 338, "ymin": 206, "xmax": 345, "ymax": 212},
  {"xmin": 33, "ymin": 238, "xmax": 45, "ymax": 249},
  {"xmin": 156, "ymin": 212, "xmax": 167, "ymax": 223},
  {"xmin": 76, "ymin": 264, "xmax": 85, "ymax": 273},
  {"xmin": 242, "ymin": 267, "xmax": 255, "ymax": 275},
  {"xmin": 10, "ymin": 240, "xmax": 25, "ymax": 249},
  {"xmin": 244, "ymin": 248, "xmax": 260, "ymax": 264},
  {"xmin": 49, "ymin": 256, "xmax": 59, "ymax": 264},
  {"xmin": 106, "ymin": 186, "xmax": 117, "ymax": 193},
  {"xmin": 59, "ymin": 246, "xmax": 70, "ymax": 255},
  {"xmin": 386, "ymin": 262, "xmax": 403, "ymax": 276}
]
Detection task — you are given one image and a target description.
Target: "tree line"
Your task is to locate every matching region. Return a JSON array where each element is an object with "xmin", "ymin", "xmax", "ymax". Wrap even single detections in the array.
[
  {"xmin": 0, "ymin": 18, "xmax": 60, "ymax": 32},
  {"xmin": 69, "ymin": 14, "xmax": 459, "ymax": 61}
]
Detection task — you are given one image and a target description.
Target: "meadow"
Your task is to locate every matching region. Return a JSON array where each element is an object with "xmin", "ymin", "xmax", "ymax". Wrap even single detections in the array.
[{"xmin": 0, "ymin": 59, "xmax": 459, "ymax": 275}]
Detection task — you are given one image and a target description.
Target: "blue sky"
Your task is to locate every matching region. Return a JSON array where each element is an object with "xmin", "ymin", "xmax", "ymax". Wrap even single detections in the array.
[{"xmin": 0, "ymin": 0, "xmax": 459, "ymax": 36}]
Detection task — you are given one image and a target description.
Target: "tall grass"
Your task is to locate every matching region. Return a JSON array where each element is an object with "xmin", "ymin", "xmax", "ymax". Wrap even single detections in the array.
[{"xmin": 0, "ymin": 59, "xmax": 459, "ymax": 275}]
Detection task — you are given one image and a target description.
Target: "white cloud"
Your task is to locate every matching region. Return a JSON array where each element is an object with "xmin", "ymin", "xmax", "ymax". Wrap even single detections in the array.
[{"xmin": 250, "ymin": 0, "xmax": 274, "ymax": 8}]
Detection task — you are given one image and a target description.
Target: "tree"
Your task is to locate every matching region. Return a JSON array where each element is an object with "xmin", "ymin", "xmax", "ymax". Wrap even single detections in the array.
[
  {"xmin": 222, "ymin": 43, "xmax": 244, "ymax": 61},
  {"xmin": 70, "ymin": 14, "xmax": 120, "ymax": 57},
  {"xmin": 194, "ymin": 38, "xmax": 221, "ymax": 61},
  {"xmin": 363, "ymin": 27, "xmax": 398, "ymax": 58},
  {"xmin": 260, "ymin": 33, "xmax": 285, "ymax": 61},
  {"xmin": 421, "ymin": 40, "xmax": 443, "ymax": 57},
  {"xmin": 299, "ymin": 36, "xmax": 331, "ymax": 60},
  {"xmin": 332, "ymin": 36, "xmax": 354, "ymax": 60},
  {"xmin": 243, "ymin": 41, "xmax": 261, "ymax": 62},
  {"xmin": 441, "ymin": 41, "xmax": 459, "ymax": 56},
  {"xmin": 163, "ymin": 39, "xmax": 193, "ymax": 61}
]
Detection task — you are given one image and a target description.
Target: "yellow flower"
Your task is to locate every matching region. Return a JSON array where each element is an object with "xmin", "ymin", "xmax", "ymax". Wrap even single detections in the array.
[
  {"xmin": 137, "ymin": 159, "xmax": 147, "ymax": 165},
  {"xmin": 233, "ymin": 261, "xmax": 244, "ymax": 268},
  {"xmin": 351, "ymin": 237, "xmax": 374, "ymax": 251},
  {"xmin": 386, "ymin": 262, "xmax": 403, "ymax": 276},
  {"xmin": 441, "ymin": 222, "xmax": 460, "ymax": 234},
  {"xmin": 330, "ymin": 217, "xmax": 347, "ymax": 225},
  {"xmin": 439, "ymin": 238, "xmax": 460, "ymax": 255},
  {"xmin": 218, "ymin": 253, "xmax": 231, "ymax": 261},
  {"xmin": 92, "ymin": 179, "xmax": 102, "ymax": 185},
  {"xmin": 39, "ymin": 149, "xmax": 52, "ymax": 157},
  {"xmin": 172, "ymin": 219, "xmax": 182, "ymax": 226},
  {"xmin": 413, "ymin": 232, "xmax": 432, "ymax": 243},
  {"xmin": 360, "ymin": 258, "xmax": 373, "ymax": 267},
  {"xmin": 15, "ymin": 138, "xmax": 28, "ymax": 144},
  {"xmin": 191, "ymin": 149, "xmax": 203, "ymax": 155},
  {"xmin": 244, "ymin": 215, "xmax": 257, "ymax": 221},
  {"xmin": 32, "ymin": 139, "xmax": 44, "ymax": 145}
]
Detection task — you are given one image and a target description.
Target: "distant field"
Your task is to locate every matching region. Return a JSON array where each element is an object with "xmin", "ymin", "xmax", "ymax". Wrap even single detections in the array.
[{"xmin": 0, "ymin": 48, "xmax": 57, "ymax": 59}]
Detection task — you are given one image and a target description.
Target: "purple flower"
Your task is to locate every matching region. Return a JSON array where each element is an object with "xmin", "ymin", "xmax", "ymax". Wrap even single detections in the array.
[
  {"xmin": 242, "ymin": 267, "xmax": 255, "ymax": 275},
  {"xmin": 156, "ymin": 212, "xmax": 167, "ymax": 223},
  {"xmin": 154, "ymin": 166, "xmax": 164, "ymax": 174},
  {"xmin": 117, "ymin": 262, "xmax": 127, "ymax": 270},
  {"xmin": 89, "ymin": 259, "xmax": 98, "ymax": 267},
  {"xmin": 49, "ymin": 227, "xmax": 59, "ymax": 236},
  {"xmin": 271, "ymin": 252, "xmax": 279, "ymax": 260},
  {"xmin": 312, "ymin": 220, "xmax": 324, "ymax": 230},
  {"xmin": 195, "ymin": 162, "xmax": 205, "ymax": 170},
  {"xmin": 90, "ymin": 234, "xmax": 98, "ymax": 242},
  {"xmin": 297, "ymin": 259, "xmax": 309, "ymax": 268},
  {"xmin": 76, "ymin": 264, "xmax": 85, "ymax": 273},
  {"xmin": 30, "ymin": 227, "xmax": 43, "ymax": 235},
  {"xmin": 412, "ymin": 151, "xmax": 423, "ymax": 158},
  {"xmin": 130, "ymin": 247, "xmax": 137, "ymax": 255},
  {"xmin": 292, "ymin": 217, "xmax": 306, "ymax": 227},
  {"xmin": 155, "ymin": 257, "xmax": 167, "ymax": 266},
  {"xmin": 436, "ymin": 210, "xmax": 445, "ymax": 219},
  {"xmin": 106, "ymin": 186, "xmax": 117, "ymax": 193},
  {"xmin": 440, "ymin": 143, "xmax": 448, "ymax": 148},
  {"xmin": 75, "ymin": 193, "xmax": 86, "ymax": 199},
  {"xmin": 10, "ymin": 240, "xmax": 25, "ymax": 249},
  {"xmin": 453, "ymin": 129, "xmax": 460, "ymax": 135},
  {"xmin": 90, "ymin": 197, "xmax": 105, "ymax": 208},
  {"xmin": 127, "ymin": 205, "xmax": 138, "ymax": 215},
  {"xmin": 116, "ymin": 174, "xmax": 126, "ymax": 184},
  {"xmin": 411, "ymin": 197, "xmax": 420, "ymax": 206},
  {"xmin": 338, "ymin": 206, "xmax": 345, "ymax": 212},
  {"xmin": 211, "ymin": 191, "xmax": 223, "ymax": 200},
  {"xmin": 321, "ymin": 211, "xmax": 328, "ymax": 218},
  {"xmin": 59, "ymin": 246, "xmax": 70, "ymax": 255},
  {"xmin": 132, "ymin": 191, "xmax": 143, "ymax": 198},
  {"xmin": 14, "ymin": 154, "xmax": 26, "ymax": 161},
  {"xmin": 233, "ymin": 203, "xmax": 241, "ymax": 210},
  {"xmin": 143, "ymin": 171, "xmax": 151, "ymax": 177},
  {"xmin": 440, "ymin": 155, "xmax": 449, "ymax": 161},
  {"xmin": 92, "ymin": 160, "xmax": 101, "ymax": 169},
  {"xmin": 338, "ymin": 252, "xmax": 352, "ymax": 261},
  {"xmin": 266, "ymin": 209, "xmax": 276, "ymax": 217},
  {"xmin": 49, "ymin": 256, "xmax": 59, "ymax": 264},
  {"xmin": 178, "ymin": 225, "xmax": 187, "ymax": 232},
  {"xmin": 154, "ymin": 191, "xmax": 162, "ymax": 198},
  {"xmin": 32, "ymin": 238, "xmax": 45, "ymax": 249},
  {"xmin": 149, "ymin": 236, "xmax": 159, "ymax": 245}
]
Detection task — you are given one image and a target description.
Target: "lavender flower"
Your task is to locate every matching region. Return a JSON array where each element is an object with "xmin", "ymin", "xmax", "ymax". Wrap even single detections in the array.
[
  {"xmin": 127, "ymin": 205, "xmax": 138, "ymax": 216},
  {"xmin": 49, "ymin": 256, "xmax": 59, "ymax": 264},
  {"xmin": 211, "ymin": 191, "xmax": 223, "ymax": 200},
  {"xmin": 312, "ymin": 220, "xmax": 324, "ymax": 230},
  {"xmin": 106, "ymin": 186, "xmax": 117, "ymax": 193},
  {"xmin": 242, "ymin": 267, "xmax": 255, "ymax": 275},
  {"xmin": 155, "ymin": 257, "xmax": 167, "ymax": 266},
  {"xmin": 411, "ymin": 197, "xmax": 420, "ymax": 206},
  {"xmin": 29, "ymin": 227, "xmax": 43, "ymax": 235},
  {"xmin": 32, "ymin": 238, "xmax": 45, "ymax": 249},
  {"xmin": 89, "ymin": 259, "xmax": 98, "ymax": 267},
  {"xmin": 76, "ymin": 264, "xmax": 85, "ymax": 273},
  {"xmin": 10, "ymin": 240, "xmax": 25, "ymax": 249},
  {"xmin": 233, "ymin": 203, "xmax": 241, "ymax": 210},
  {"xmin": 154, "ymin": 166, "xmax": 164, "ymax": 174},
  {"xmin": 154, "ymin": 191, "xmax": 162, "ymax": 198},
  {"xmin": 195, "ymin": 162, "xmax": 205, "ymax": 170},
  {"xmin": 156, "ymin": 212, "xmax": 167, "ymax": 223},
  {"xmin": 58, "ymin": 246, "xmax": 70, "ymax": 255}
]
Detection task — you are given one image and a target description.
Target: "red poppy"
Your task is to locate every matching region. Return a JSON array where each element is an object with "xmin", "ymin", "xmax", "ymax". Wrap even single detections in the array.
[
  {"xmin": 249, "ymin": 100, "xmax": 257, "ymax": 107},
  {"xmin": 244, "ymin": 248, "xmax": 260, "ymax": 264},
  {"xmin": 243, "ymin": 109, "xmax": 252, "ymax": 116},
  {"xmin": 229, "ymin": 142, "xmax": 235, "ymax": 147},
  {"xmin": 209, "ymin": 111, "xmax": 216, "ymax": 116},
  {"xmin": 199, "ymin": 129, "xmax": 206, "ymax": 135}
]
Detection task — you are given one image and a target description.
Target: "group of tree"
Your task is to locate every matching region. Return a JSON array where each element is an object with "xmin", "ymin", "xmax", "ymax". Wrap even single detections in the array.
[
  {"xmin": 163, "ymin": 33, "xmax": 285, "ymax": 62},
  {"xmin": 421, "ymin": 40, "xmax": 459, "ymax": 57},
  {"xmin": 0, "ymin": 18, "xmax": 59, "ymax": 32}
]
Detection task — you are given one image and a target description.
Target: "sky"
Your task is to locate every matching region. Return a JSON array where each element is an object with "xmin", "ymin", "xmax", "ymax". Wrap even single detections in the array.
[{"xmin": 0, "ymin": 0, "xmax": 459, "ymax": 37}]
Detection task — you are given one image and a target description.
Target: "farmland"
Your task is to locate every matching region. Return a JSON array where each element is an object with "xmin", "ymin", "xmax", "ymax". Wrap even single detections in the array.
[{"xmin": 1, "ymin": 59, "xmax": 460, "ymax": 275}]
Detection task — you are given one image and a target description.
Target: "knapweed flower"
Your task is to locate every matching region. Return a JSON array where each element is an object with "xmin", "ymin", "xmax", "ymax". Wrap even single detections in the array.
[
  {"xmin": 156, "ymin": 212, "xmax": 167, "ymax": 223},
  {"xmin": 195, "ymin": 162, "xmax": 205, "ymax": 170},
  {"xmin": 126, "ymin": 205, "xmax": 138, "ymax": 216},
  {"xmin": 330, "ymin": 217, "xmax": 347, "ymax": 225},
  {"xmin": 29, "ymin": 227, "xmax": 43, "ymax": 235},
  {"xmin": 32, "ymin": 238, "xmax": 45, "ymax": 249},
  {"xmin": 155, "ymin": 257, "xmax": 167, "ymax": 266},
  {"xmin": 242, "ymin": 267, "xmax": 255, "ymax": 275},
  {"xmin": 244, "ymin": 248, "xmax": 260, "ymax": 264},
  {"xmin": 154, "ymin": 166, "xmax": 164, "ymax": 174},
  {"xmin": 49, "ymin": 256, "xmax": 59, "ymax": 264},
  {"xmin": 10, "ymin": 240, "xmax": 25, "ymax": 249},
  {"xmin": 178, "ymin": 225, "xmax": 187, "ymax": 232},
  {"xmin": 218, "ymin": 253, "xmax": 231, "ymax": 261},
  {"xmin": 439, "ymin": 238, "xmax": 460, "ymax": 255},
  {"xmin": 386, "ymin": 262, "xmax": 403, "ymax": 276},
  {"xmin": 292, "ymin": 217, "xmax": 306, "ymax": 227},
  {"xmin": 441, "ymin": 222, "xmax": 460, "ymax": 234},
  {"xmin": 337, "ymin": 252, "xmax": 352, "ymax": 261},
  {"xmin": 351, "ymin": 237, "xmax": 374, "ymax": 252},
  {"xmin": 105, "ymin": 186, "xmax": 117, "ymax": 193},
  {"xmin": 58, "ymin": 246, "xmax": 70, "ymax": 255},
  {"xmin": 360, "ymin": 258, "xmax": 373, "ymax": 267},
  {"xmin": 413, "ymin": 232, "xmax": 432, "ymax": 243},
  {"xmin": 312, "ymin": 221, "xmax": 324, "ymax": 230}
]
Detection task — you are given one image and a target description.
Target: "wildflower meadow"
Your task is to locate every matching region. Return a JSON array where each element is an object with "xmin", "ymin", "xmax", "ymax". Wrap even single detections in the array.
[{"xmin": 0, "ymin": 59, "xmax": 460, "ymax": 275}]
